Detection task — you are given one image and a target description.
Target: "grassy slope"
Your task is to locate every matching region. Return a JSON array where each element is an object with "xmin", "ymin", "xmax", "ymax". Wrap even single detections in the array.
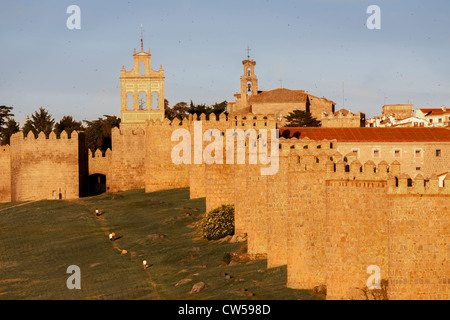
[{"xmin": 0, "ymin": 188, "xmax": 319, "ymax": 300}]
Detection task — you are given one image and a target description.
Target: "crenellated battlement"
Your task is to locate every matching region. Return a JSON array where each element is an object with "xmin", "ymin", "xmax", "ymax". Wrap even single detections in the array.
[
  {"xmin": 11, "ymin": 130, "xmax": 81, "ymax": 144},
  {"xmin": 145, "ymin": 113, "xmax": 278, "ymax": 128},
  {"xmin": 322, "ymin": 110, "xmax": 364, "ymax": 119},
  {"xmin": 325, "ymin": 158, "xmax": 391, "ymax": 181},
  {"xmin": 88, "ymin": 148, "xmax": 112, "ymax": 158},
  {"xmin": 387, "ymin": 173, "xmax": 450, "ymax": 195},
  {"xmin": 111, "ymin": 126, "xmax": 146, "ymax": 136},
  {"xmin": 0, "ymin": 144, "xmax": 10, "ymax": 154},
  {"xmin": 8, "ymin": 130, "xmax": 83, "ymax": 202},
  {"xmin": 279, "ymin": 137, "xmax": 338, "ymax": 152}
]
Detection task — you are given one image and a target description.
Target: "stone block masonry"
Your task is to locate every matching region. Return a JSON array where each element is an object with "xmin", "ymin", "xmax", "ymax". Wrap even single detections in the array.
[
  {"xmin": 9, "ymin": 131, "xmax": 83, "ymax": 201},
  {"xmin": 0, "ymin": 145, "xmax": 11, "ymax": 203},
  {"xmin": 228, "ymin": 140, "xmax": 449, "ymax": 300},
  {"xmin": 109, "ymin": 126, "xmax": 147, "ymax": 193}
]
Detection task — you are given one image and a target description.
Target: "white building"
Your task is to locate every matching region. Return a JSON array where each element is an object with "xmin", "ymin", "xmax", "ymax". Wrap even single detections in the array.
[{"xmin": 415, "ymin": 106, "xmax": 450, "ymax": 127}]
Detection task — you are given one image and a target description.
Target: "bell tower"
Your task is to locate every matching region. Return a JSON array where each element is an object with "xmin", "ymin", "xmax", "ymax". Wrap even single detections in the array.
[
  {"xmin": 239, "ymin": 47, "xmax": 258, "ymax": 111},
  {"xmin": 120, "ymin": 28, "xmax": 165, "ymax": 127}
]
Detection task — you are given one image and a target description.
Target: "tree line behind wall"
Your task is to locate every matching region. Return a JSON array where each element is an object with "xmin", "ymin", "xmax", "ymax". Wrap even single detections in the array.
[{"xmin": 0, "ymin": 100, "xmax": 229, "ymax": 151}]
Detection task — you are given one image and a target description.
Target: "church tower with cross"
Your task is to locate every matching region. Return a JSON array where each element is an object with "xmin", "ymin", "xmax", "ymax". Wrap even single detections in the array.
[
  {"xmin": 227, "ymin": 47, "xmax": 258, "ymax": 114},
  {"xmin": 227, "ymin": 47, "xmax": 336, "ymax": 123},
  {"xmin": 120, "ymin": 25, "xmax": 165, "ymax": 127},
  {"xmin": 240, "ymin": 47, "xmax": 258, "ymax": 110}
]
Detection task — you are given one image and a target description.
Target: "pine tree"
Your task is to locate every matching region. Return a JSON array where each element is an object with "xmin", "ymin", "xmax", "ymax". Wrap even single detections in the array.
[
  {"xmin": 284, "ymin": 110, "xmax": 321, "ymax": 127},
  {"xmin": 22, "ymin": 107, "xmax": 55, "ymax": 137},
  {"xmin": 0, "ymin": 118, "xmax": 19, "ymax": 145}
]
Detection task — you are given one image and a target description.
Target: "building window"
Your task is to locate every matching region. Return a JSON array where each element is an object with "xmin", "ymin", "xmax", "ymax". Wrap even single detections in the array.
[
  {"xmin": 438, "ymin": 118, "xmax": 442, "ymax": 123},
  {"xmin": 352, "ymin": 149, "xmax": 360, "ymax": 158},
  {"xmin": 429, "ymin": 119, "xmax": 433, "ymax": 123},
  {"xmin": 373, "ymin": 149, "xmax": 380, "ymax": 158},
  {"xmin": 436, "ymin": 149, "xmax": 441, "ymax": 157},
  {"xmin": 415, "ymin": 149, "xmax": 422, "ymax": 158},
  {"xmin": 394, "ymin": 149, "xmax": 401, "ymax": 158},
  {"xmin": 416, "ymin": 167, "xmax": 421, "ymax": 171}
]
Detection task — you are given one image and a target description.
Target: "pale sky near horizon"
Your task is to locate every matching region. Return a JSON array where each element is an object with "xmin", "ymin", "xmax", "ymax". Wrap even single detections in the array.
[{"xmin": 1, "ymin": 0, "xmax": 450, "ymax": 125}]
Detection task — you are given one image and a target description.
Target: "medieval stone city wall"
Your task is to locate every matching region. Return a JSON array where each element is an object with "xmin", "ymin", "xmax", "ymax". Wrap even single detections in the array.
[
  {"xmin": 9, "ymin": 131, "xmax": 81, "ymax": 202},
  {"xmin": 285, "ymin": 148, "xmax": 331, "ymax": 290},
  {"xmin": 323, "ymin": 163, "xmax": 391, "ymax": 300},
  {"xmin": 141, "ymin": 113, "xmax": 277, "ymax": 203},
  {"xmin": 0, "ymin": 145, "xmax": 11, "ymax": 203},
  {"xmin": 88, "ymin": 148, "xmax": 112, "ymax": 190},
  {"xmin": 225, "ymin": 140, "xmax": 449, "ymax": 300},
  {"xmin": 144, "ymin": 118, "xmax": 190, "ymax": 193},
  {"xmin": 0, "ymin": 111, "xmax": 447, "ymax": 300},
  {"xmin": 387, "ymin": 176, "xmax": 450, "ymax": 300},
  {"xmin": 109, "ymin": 126, "xmax": 146, "ymax": 193}
]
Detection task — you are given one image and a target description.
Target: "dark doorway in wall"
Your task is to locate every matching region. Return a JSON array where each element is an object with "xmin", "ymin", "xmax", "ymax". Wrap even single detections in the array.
[{"xmin": 88, "ymin": 174, "xmax": 106, "ymax": 196}]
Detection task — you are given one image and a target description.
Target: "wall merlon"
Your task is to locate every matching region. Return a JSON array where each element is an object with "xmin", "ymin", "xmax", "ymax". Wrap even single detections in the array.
[
  {"xmin": 0, "ymin": 144, "xmax": 10, "ymax": 153},
  {"xmin": 11, "ymin": 130, "xmax": 80, "ymax": 143},
  {"xmin": 326, "ymin": 159, "xmax": 397, "ymax": 181},
  {"xmin": 387, "ymin": 172, "xmax": 449, "ymax": 195}
]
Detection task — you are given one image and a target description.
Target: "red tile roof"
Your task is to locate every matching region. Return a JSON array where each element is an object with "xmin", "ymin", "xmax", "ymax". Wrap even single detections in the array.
[
  {"xmin": 250, "ymin": 88, "xmax": 308, "ymax": 104},
  {"xmin": 249, "ymin": 88, "xmax": 336, "ymax": 105},
  {"xmin": 279, "ymin": 127, "xmax": 450, "ymax": 142},
  {"xmin": 417, "ymin": 108, "xmax": 450, "ymax": 115}
]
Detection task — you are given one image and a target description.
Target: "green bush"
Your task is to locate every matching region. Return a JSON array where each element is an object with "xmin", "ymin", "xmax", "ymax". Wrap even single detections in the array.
[
  {"xmin": 201, "ymin": 204, "xmax": 235, "ymax": 240},
  {"xmin": 222, "ymin": 252, "xmax": 232, "ymax": 265}
]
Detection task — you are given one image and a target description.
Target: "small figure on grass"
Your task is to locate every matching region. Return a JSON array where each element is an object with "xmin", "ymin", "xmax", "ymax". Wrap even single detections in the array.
[
  {"xmin": 143, "ymin": 259, "xmax": 150, "ymax": 270},
  {"xmin": 109, "ymin": 232, "xmax": 116, "ymax": 241}
]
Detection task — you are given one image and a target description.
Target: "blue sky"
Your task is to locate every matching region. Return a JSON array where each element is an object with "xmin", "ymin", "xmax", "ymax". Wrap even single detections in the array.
[{"xmin": 1, "ymin": 0, "xmax": 450, "ymax": 124}]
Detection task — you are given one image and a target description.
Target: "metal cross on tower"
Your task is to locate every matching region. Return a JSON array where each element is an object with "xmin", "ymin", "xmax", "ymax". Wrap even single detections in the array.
[{"xmin": 140, "ymin": 24, "xmax": 144, "ymax": 51}]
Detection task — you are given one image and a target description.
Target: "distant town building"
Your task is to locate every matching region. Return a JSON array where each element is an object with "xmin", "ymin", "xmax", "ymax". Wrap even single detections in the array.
[
  {"xmin": 321, "ymin": 109, "xmax": 365, "ymax": 127},
  {"xmin": 227, "ymin": 57, "xmax": 335, "ymax": 125},
  {"xmin": 279, "ymin": 127, "xmax": 450, "ymax": 178},
  {"xmin": 415, "ymin": 106, "xmax": 450, "ymax": 127},
  {"xmin": 382, "ymin": 104, "xmax": 414, "ymax": 120},
  {"xmin": 388, "ymin": 116, "xmax": 432, "ymax": 128}
]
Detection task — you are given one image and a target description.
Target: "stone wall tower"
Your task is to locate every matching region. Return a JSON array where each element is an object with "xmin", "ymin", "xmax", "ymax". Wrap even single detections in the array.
[{"xmin": 120, "ymin": 38, "xmax": 165, "ymax": 126}]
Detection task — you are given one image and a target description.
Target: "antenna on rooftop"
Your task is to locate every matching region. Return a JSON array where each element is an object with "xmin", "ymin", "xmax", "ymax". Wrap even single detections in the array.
[
  {"xmin": 279, "ymin": 79, "xmax": 283, "ymax": 88},
  {"xmin": 342, "ymin": 81, "xmax": 345, "ymax": 108}
]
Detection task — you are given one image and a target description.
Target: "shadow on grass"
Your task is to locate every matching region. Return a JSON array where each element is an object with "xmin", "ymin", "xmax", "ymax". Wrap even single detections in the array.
[{"xmin": 0, "ymin": 188, "xmax": 320, "ymax": 300}]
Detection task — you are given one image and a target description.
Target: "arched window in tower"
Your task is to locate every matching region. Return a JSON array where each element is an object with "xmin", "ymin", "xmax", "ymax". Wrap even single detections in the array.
[
  {"xmin": 247, "ymin": 82, "xmax": 252, "ymax": 95},
  {"xmin": 127, "ymin": 93, "xmax": 133, "ymax": 110},
  {"xmin": 139, "ymin": 92, "xmax": 147, "ymax": 110},
  {"xmin": 247, "ymin": 68, "xmax": 251, "ymax": 77},
  {"xmin": 152, "ymin": 92, "xmax": 159, "ymax": 110},
  {"xmin": 140, "ymin": 62, "xmax": 145, "ymax": 76}
]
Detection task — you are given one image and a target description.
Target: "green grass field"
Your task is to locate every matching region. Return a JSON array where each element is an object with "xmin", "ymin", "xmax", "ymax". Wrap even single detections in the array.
[{"xmin": 0, "ymin": 188, "xmax": 320, "ymax": 300}]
